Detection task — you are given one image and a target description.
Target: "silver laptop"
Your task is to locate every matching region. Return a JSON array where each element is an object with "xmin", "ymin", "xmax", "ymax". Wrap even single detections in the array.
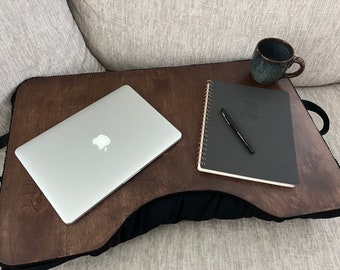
[{"xmin": 15, "ymin": 85, "xmax": 182, "ymax": 224}]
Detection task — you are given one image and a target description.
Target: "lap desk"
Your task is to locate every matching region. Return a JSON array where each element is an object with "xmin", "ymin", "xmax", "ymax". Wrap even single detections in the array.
[{"xmin": 0, "ymin": 61, "xmax": 339, "ymax": 268}]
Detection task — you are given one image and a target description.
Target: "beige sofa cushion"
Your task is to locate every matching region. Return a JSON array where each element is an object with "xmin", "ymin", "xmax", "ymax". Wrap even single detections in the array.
[
  {"xmin": 58, "ymin": 217, "xmax": 340, "ymax": 270},
  {"xmin": 68, "ymin": 0, "xmax": 340, "ymax": 87},
  {"xmin": 0, "ymin": 0, "xmax": 104, "ymax": 135}
]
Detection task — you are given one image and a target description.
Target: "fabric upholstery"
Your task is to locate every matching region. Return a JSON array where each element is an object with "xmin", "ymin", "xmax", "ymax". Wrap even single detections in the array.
[
  {"xmin": 0, "ymin": 0, "xmax": 104, "ymax": 136},
  {"xmin": 68, "ymin": 0, "xmax": 340, "ymax": 87},
  {"xmin": 57, "ymin": 217, "xmax": 340, "ymax": 270}
]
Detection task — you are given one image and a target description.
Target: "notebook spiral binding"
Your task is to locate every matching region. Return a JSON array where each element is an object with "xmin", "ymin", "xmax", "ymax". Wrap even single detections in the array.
[{"xmin": 198, "ymin": 80, "xmax": 213, "ymax": 168}]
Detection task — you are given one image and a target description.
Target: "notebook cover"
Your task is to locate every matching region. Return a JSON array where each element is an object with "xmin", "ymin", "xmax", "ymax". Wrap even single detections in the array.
[{"xmin": 198, "ymin": 80, "xmax": 299, "ymax": 187}]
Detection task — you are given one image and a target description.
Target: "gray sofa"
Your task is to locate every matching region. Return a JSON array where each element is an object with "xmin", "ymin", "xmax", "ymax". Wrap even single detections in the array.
[{"xmin": 1, "ymin": 0, "xmax": 339, "ymax": 269}]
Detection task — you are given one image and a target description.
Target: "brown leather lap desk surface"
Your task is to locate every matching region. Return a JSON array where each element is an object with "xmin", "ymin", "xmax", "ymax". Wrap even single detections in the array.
[{"xmin": 0, "ymin": 61, "xmax": 339, "ymax": 269}]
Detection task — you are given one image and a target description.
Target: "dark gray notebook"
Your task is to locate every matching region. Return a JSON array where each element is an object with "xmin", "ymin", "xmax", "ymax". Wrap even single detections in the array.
[{"xmin": 198, "ymin": 80, "xmax": 299, "ymax": 187}]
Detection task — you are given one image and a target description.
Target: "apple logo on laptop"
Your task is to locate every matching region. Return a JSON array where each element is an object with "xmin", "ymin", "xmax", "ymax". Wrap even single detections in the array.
[{"xmin": 92, "ymin": 134, "xmax": 111, "ymax": 152}]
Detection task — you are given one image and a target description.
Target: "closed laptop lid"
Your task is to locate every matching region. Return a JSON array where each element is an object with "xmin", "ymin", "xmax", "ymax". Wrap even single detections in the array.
[{"xmin": 15, "ymin": 85, "xmax": 182, "ymax": 224}]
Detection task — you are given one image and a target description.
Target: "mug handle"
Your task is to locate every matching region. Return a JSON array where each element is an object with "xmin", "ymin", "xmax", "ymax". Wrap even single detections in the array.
[{"xmin": 283, "ymin": 57, "xmax": 305, "ymax": 78}]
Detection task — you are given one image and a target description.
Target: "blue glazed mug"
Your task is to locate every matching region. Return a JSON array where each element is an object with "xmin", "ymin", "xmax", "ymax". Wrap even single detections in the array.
[{"xmin": 250, "ymin": 38, "xmax": 305, "ymax": 84}]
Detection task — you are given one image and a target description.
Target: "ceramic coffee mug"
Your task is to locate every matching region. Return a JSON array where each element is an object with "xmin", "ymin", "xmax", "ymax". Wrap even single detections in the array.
[{"xmin": 250, "ymin": 38, "xmax": 305, "ymax": 84}]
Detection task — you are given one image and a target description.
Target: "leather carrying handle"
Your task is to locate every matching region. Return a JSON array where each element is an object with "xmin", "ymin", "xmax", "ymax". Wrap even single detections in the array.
[
  {"xmin": 0, "ymin": 133, "xmax": 9, "ymax": 149},
  {"xmin": 302, "ymin": 99, "xmax": 329, "ymax": 136},
  {"xmin": 0, "ymin": 89, "xmax": 17, "ymax": 150},
  {"xmin": 0, "ymin": 133, "xmax": 8, "ymax": 185}
]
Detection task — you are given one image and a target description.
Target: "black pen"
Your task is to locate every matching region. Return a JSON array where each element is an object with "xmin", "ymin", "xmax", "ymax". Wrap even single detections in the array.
[{"xmin": 220, "ymin": 108, "xmax": 255, "ymax": 155}]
